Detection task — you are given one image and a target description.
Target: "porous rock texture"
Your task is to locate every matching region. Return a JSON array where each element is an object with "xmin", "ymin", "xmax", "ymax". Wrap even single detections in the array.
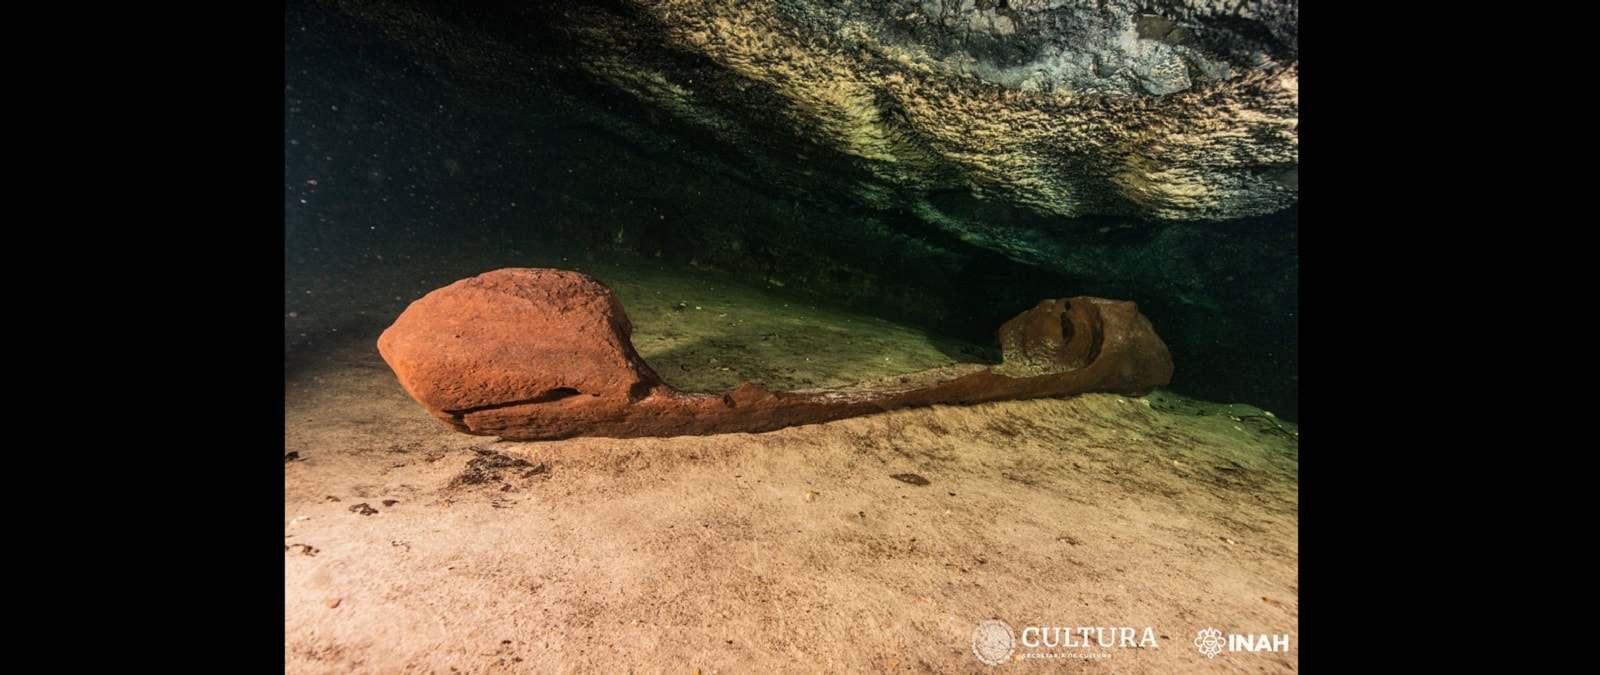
[
  {"xmin": 377, "ymin": 267, "xmax": 1173, "ymax": 440},
  {"xmin": 329, "ymin": 0, "xmax": 1298, "ymax": 228},
  {"xmin": 565, "ymin": 0, "xmax": 1300, "ymax": 224}
]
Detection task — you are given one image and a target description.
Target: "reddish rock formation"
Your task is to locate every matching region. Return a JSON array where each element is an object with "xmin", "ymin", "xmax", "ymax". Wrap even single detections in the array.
[{"xmin": 378, "ymin": 268, "xmax": 1173, "ymax": 440}]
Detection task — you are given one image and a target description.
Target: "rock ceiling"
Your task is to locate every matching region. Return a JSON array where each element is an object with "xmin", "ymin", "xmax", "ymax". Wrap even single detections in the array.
[{"xmin": 333, "ymin": 1, "xmax": 1297, "ymax": 244}]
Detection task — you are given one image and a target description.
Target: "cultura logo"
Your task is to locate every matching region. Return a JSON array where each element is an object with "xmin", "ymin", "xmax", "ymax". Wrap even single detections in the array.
[
  {"xmin": 1194, "ymin": 627, "xmax": 1226, "ymax": 658},
  {"xmin": 971, "ymin": 620, "xmax": 1016, "ymax": 665}
]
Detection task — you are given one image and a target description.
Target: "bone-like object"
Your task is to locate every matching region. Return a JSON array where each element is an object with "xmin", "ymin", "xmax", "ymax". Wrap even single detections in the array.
[{"xmin": 377, "ymin": 268, "xmax": 1173, "ymax": 440}]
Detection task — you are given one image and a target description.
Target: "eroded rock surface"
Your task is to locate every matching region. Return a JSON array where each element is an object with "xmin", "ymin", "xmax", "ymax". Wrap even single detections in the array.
[{"xmin": 378, "ymin": 268, "xmax": 1173, "ymax": 440}]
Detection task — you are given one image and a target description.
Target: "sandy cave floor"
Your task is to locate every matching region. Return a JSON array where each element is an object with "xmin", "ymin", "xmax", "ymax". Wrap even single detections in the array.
[{"xmin": 285, "ymin": 237, "xmax": 1299, "ymax": 673}]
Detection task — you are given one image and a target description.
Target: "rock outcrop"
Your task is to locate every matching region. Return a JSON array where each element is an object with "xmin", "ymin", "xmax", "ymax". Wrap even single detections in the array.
[{"xmin": 378, "ymin": 268, "xmax": 1173, "ymax": 440}]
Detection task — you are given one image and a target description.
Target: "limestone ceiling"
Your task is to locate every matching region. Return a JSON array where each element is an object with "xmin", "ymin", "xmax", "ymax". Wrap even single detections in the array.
[
  {"xmin": 566, "ymin": 0, "xmax": 1299, "ymax": 224},
  {"xmin": 338, "ymin": 0, "xmax": 1297, "ymax": 227}
]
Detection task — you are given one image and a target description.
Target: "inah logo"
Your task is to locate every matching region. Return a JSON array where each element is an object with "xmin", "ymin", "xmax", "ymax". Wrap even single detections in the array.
[
  {"xmin": 1192, "ymin": 627, "xmax": 1292, "ymax": 657},
  {"xmin": 1194, "ymin": 627, "xmax": 1226, "ymax": 658},
  {"xmin": 972, "ymin": 620, "xmax": 1016, "ymax": 665}
]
